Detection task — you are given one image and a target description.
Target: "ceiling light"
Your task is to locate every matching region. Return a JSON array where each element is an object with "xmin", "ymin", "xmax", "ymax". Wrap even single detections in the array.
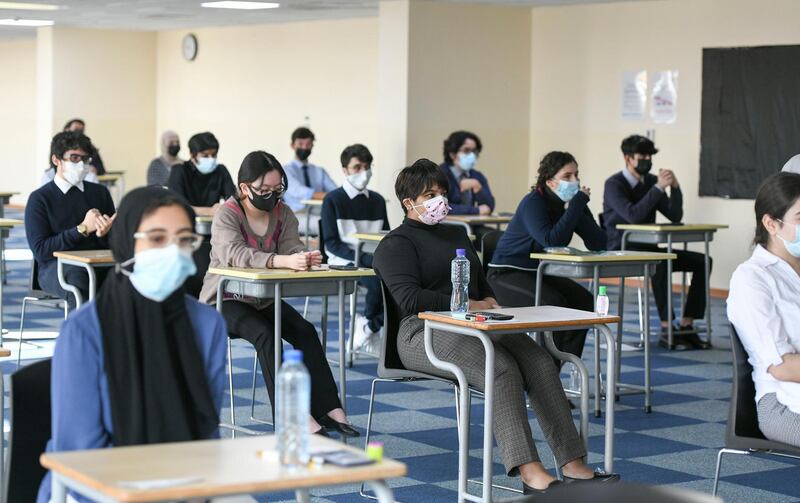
[
  {"xmin": 0, "ymin": 2, "xmax": 60, "ymax": 10},
  {"xmin": 0, "ymin": 18, "xmax": 53, "ymax": 25},
  {"xmin": 201, "ymin": 1, "xmax": 279, "ymax": 9}
]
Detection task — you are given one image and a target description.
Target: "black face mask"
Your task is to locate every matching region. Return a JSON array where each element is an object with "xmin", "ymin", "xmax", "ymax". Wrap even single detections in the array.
[
  {"xmin": 634, "ymin": 158, "xmax": 652, "ymax": 175},
  {"xmin": 249, "ymin": 191, "xmax": 279, "ymax": 212},
  {"xmin": 167, "ymin": 144, "xmax": 180, "ymax": 157},
  {"xmin": 295, "ymin": 148, "xmax": 311, "ymax": 162}
]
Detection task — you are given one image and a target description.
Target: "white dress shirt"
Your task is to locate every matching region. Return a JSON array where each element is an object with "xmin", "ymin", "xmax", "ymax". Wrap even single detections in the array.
[
  {"xmin": 727, "ymin": 244, "xmax": 800, "ymax": 413},
  {"xmin": 41, "ymin": 167, "xmax": 98, "ymax": 189},
  {"xmin": 52, "ymin": 172, "xmax": 85, "ymax": 193}
]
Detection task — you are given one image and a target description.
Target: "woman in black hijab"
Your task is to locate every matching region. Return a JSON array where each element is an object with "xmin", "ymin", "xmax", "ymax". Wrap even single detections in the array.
[{"xmin": 38, "ymin": 187, "xmax": 227, "ymax": 503}]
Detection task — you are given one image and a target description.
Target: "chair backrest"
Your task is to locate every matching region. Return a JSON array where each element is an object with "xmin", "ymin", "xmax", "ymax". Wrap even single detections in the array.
[
  {"xmin": 317, "ymin": 219, "xmax": 327, "ymax": 263},
  {"xmin": 5, "ymin": 359, "xmax": 52, "ymax": 503},
  {"xmin": 728, "ymin": 325, "xmax": 767, "ymax": 443},
  {"xmin": 377, "ymin": 280, "xmax": 406, "ymax": 375},
  {"xmin": 480, "ymin": 230, "xmax": 504, "ymax": 273}
]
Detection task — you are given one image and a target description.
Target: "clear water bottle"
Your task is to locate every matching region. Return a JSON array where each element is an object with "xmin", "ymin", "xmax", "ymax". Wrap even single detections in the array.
[
  {"xmin": 569, "ymin": 363, "xmax": 582, "ymax": 392},
  {"xmin": 450, "ymin": 249, "xmax": 470, "ymax": 314},
  {"xmin": 276, "ymin": 349, "xmax": 310, "ymax": 470},
  {"xmin": 596, "ymin": 286, "xmax": 609, "ymax": 316}
]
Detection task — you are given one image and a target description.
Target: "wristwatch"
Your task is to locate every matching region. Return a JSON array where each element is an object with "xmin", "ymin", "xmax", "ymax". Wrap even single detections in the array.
[{"xmin": 76, "ymin": 224, "xmax": 88, "ymax": 237}]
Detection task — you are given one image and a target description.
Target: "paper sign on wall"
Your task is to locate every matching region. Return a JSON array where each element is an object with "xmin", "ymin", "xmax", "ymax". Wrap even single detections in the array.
[
  {"xmin": 651, "ymin": 70, "xmax": 678, "ymax": 124},
  {"xmin": 621, "ymin": 70, "xmax": 647, "ymax": 121}
]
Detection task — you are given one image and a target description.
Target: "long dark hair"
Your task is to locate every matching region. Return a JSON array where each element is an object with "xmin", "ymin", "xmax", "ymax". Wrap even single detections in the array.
[
  {"xmin": 237, "ymin": 151, "xmax": 287, "ymax": 199},
  {"xmin": 535, "ymin": 151, "xmax": 577, "ymax": 190},
  {"xmin": 753, "ymin": 172, "xmax": 800, "ymax": 246}
]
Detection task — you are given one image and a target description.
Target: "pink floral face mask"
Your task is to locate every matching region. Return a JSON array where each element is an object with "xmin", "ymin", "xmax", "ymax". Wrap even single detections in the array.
[{"xmin": 411, "ymin": 195, "xmax": 450, "ymax": 225}]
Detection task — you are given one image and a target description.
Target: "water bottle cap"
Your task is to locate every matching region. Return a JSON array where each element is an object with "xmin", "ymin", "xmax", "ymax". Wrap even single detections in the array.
[
  {"xmin": 598, "ymin": 286, "xmax": 607, "ymax": 295},
  {"xmin": 284, "ymin": 349, "xmax": 303, "ymax": 363},
  {"xmin": 456, "ymin": 249, "xmax": 466, "ymax": 257}
]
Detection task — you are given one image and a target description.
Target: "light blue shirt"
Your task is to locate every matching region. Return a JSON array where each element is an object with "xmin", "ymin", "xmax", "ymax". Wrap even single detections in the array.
[
  {"xmin": 37, "ymin": 297, "xmax": 228, "ymax": 503},
  {"xmin": 283, "ymin": 159, "xmax": 338, "ymax": 212}
]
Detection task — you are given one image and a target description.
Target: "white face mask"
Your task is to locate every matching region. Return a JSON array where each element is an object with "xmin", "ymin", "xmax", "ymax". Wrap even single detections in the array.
[
  {"xmin": 62, "ymin": 161, "xmax": 87, "ymax": 186},
  {"xmin": 347, "ymin": 169, "xmax": 372, "ymax": 191}
]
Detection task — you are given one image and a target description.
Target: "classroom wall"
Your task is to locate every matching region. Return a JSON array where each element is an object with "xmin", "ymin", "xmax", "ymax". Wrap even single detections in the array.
[
  {"xmin": 529, "ymin": 0, "xmax": 800, "ymax": 290},
  {"xmin": 47, "ymin": 27, "xmax": 157, "ymax": 190},
  {"xmin": 155, "ymin": 17, "xmax": 379, "ymax": 193},
  {"xmin": 0, "ymin": 38, "xmax": 38, "ymax": 202}
]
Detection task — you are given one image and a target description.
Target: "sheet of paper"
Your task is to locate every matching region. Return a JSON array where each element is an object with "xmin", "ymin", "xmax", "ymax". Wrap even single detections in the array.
[
  {"xmin": 651, "ymin": 70, "xmax": 678, "ymax": 124},
  {"xmin": 621, "ymin": 70, "xmax": 647, "ymax": 121}
]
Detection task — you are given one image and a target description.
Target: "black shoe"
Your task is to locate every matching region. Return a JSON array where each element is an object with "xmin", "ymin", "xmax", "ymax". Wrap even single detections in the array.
[
  {"xmin": 522, "ymin": 479, "xmax": 564, "ymax": 495},
  {"xmin": 658, "ymin": 333, "xmax": 690, "ymax": 351},
  {"xmin": 563, "ymin": 471, "xmax": 620, "ymax": 484},
  {"xmin": 681, "ymin": 330, "xmax": 711, "ymax": 350},
  {"xmin": 318, "ymin": 415, "xmax": 361, "ymax": 437},
  {"xmin": 313, "ymin": 427, "xmax": 330, "ymax": 437}
]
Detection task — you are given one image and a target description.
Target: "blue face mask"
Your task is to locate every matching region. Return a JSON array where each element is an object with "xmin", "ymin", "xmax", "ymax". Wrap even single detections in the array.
[
  {"xmin": 121, "ymin": 245, "xmax": 197, "ymax": 302},
  {"xmin": 195, "ymin": 156, "xmax": 218, "ymax": 174},
  {"xmin": 457, "ymin": 152, "xmax": 477, "ymax": 171},
  {"xmin": 777, "ymin": 219, "xmax": 800, "ymax": 257},
  {"xmin": 554, "ymin": 180, "xmax": 580, "ymax": 202}
]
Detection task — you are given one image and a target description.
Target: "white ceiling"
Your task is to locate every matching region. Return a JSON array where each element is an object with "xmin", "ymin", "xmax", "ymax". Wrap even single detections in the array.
[{"xmin": 0, "ymin": 0, "xmax": 658, "ymax": 39}]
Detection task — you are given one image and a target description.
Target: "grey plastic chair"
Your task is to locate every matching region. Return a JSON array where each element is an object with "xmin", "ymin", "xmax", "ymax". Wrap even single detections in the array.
[
  {"xmin": 18, "ymin": 260, "xmax": 68, "ymax": 366},
  {"xmin": 712, "ymin": 325, "xmax": 800, "ymax": 496}
]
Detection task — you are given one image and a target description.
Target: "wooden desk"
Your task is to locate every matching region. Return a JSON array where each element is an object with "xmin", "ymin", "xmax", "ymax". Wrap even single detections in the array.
[
  {"xmin": 209, "ymin": 266, "xmax": 375, "ymax": 422},
  {"xmin": 530, "ymin": 250, "xmax": 676, "ymax": 414},
  {"xmin": 442, "ymin": 214, "xmax": 512, "ymax": 234},
  {"xmin": 54, "ymin": 250, "xmax": 115, "ymax": 308},
  {"xmin": 617, "ymin": 223, "xmax": 728, "ymax": 348},
  {"xmin": 195, "ymin": 216, "xmax": 213, "ymax": 236},
  {"xmin": 0, "ymin": 192, "xmax": 19, "ymax": 218},
  {"xmin": 0, "ymin": 219, "xmax": 23, "ymax": 345},
  {"xmin": 42, "ymin": 434, "xmax": 405, "ymax": 503},
  {"xmin": 419, "ymin": 307, "xmax": 619, "ymax": 503}
]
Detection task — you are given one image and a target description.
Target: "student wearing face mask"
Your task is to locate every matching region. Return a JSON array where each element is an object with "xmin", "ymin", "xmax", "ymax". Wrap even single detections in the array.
[
  {"xmin": 321, "ymin": 144, "xmax": 390, "ymax": 351},
  {"xmin": 728, "ymin": 172, "xmax": 800, "ymax": 447},
  {"xmin": 26, "ymin": 131, "xmax": 116, "ymax": 308},
  {"xmin": 283, "ymin": 127, "xmax": 338, "ymax": 236},
  {"xmin": 37, "ymin": 187, "xmax": 226, "ymax": 503},
  {"xmin": 200, "ymin": 151, "xmax": 357, "ymax": 438},
  {"xmin": 168, "ymin": 131, "xmax": 236, "ymax": 297},
  {"xmin": 602, "ymin": 135, "xmax": 709, "ymax": 351},
  {"xmin": 147, "ymin": 130, "xmax": 183, "ymax": 186},
  {"xmin": 440, "ymin": 131, "xmax": 495, "ymax": 214},
  {"xmin": 63, "ymin": 118, "xmax": 106, "ymax": 175},
  {"xmin": 487, "ymin": 152, "xmax": 605, "ymax": 366},
  {"xmin": 373, "ymin": 159, "xmax": 618, "ymax": 495}
]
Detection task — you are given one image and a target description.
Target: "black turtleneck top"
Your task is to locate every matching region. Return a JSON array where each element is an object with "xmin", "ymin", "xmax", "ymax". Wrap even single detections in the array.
[{"xmin": 373, "ymin": 218, "xmax": 494, "ymax": 320}]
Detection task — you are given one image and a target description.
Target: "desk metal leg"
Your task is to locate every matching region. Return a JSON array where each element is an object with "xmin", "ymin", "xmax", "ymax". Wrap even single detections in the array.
[
  {"xmin": 217, "ymin": 280, "xmax": 237, "ymax": 429},
  {"xmin": 51, "ymin": 473, "xmax": 68, "ymax": 503},
  {"xmin": 365, "ymin": 479, "xmax": 396, "ymax": 503},
  {"xmin": 0, "ymin": 232, "xmax": 4, "ymax": 346},
  {"xmin": 666, "ymin": 235, "xmax": 674, "ymax": 347},
  {"xmin": 295, "ymin": 488, "xmax": 311, "ymax": 503},
  {"xmin": 304, "ymin": 210, "xmax": 311, "ymax": 249},
  {"xmin": 348, "ymin": 280, "xmax": 357, "ymax": 367},
  {"xmin": 57, "ymin": 259, "xmax": 83, "ymax": 309},
  {"xmin": 85, "ymin": 264, "xmax": 97, "ymax": 301},
  {"xmin": 643, "ymin": 264, "xmax": 652, "ymax": 413},
  {"xmin": 544, "ymin": 332, "xmax": 589, "ymax": 452},
  {"xmin": 338, "ymin": 281, "xmax": 347, "ymax": 412},
  {"xmin": 274, "ymin": 283, "xmax": 283, "ymax": 381},
  {"xmin": 704, "ymin": 232, "xmax": 713, "ymax": 346},
  {"xmin": 592, "ymin": 267, "xmax": 601, "ymax": 418},
  {"xmin": 597, "ymin": 324, "xmax": 616, "ymax": 473}
]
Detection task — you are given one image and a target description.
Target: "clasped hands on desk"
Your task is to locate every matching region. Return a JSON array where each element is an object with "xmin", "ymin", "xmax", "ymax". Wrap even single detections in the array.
[{"xmin": 419, "ymin": 306, "xmax": 620, "ymax": 503}]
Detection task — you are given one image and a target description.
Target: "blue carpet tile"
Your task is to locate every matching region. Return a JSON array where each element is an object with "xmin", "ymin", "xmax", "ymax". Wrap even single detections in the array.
[{"xmin": 3, "ymin": 208, "xmax": 798, "ymax": 502}]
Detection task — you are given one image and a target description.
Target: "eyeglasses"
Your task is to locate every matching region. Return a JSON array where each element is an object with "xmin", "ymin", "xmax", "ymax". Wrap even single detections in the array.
[
  {"xmin": 133, "ymin": 230, "xmax": 203, "ymax": 251},
  {"xmin": 250, "ymin": 184, "xmax": 285, "ymax": 198},
  {"xmin": 62, "ymin": 154, "xmax": 93, "ymax": 164}
]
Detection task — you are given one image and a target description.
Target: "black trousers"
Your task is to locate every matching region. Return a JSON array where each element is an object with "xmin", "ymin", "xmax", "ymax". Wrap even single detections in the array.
[
  {"xmin": 487, "ymin": 267, "xmax": 591, "ymax": 369},
  {"xmin": 628, "ymin": 244, "xmax": 710, "ymax": 323},
  {"xmin": 38, "ymin": 262, "xmax": 109, "ymax": 309},
  {"xmin": 220, "ymin": 300, "xmax": 342, "ymax": 418},
  {"xmin": 360, "ymin": 275, "xmax": 384, "ymax": 333},
  {"xmin": 185, "ymin": 237, "xmax": 211, "ymax": 299}
]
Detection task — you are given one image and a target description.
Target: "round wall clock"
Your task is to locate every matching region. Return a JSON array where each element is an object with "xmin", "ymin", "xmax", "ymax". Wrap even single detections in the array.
[{"xmin": 182, "ymin": 33, "xmax": 198, "ymax": 61}]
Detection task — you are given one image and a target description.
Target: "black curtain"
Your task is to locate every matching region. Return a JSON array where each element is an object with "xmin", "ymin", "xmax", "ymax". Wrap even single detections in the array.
[{"xmin": 699, "ymin": 45, "xmax": 800, "ymax": 199}]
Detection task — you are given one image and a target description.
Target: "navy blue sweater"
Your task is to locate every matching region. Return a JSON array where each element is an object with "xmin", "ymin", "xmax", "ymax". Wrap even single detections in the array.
[
  {"xmin": 321, "ymin": 187, "xmax": 390, "ymax": 266},
  {"xmin": 601, "ymin": 171, "xmax": 682, "ymax": 250},
  {"xmin": 25, "ymin": 181, "xmax": 115, "ymax": 278},
  {"xmin": 490, "ymin": 187, "xmax": 606, "ymax": 270},
  {"xmin": 439, "ymin": 162, "xmax": 495, "ymax": 215}
]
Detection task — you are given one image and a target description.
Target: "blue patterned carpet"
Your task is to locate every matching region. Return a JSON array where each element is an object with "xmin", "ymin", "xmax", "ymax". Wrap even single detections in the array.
[{"xmin": 3, "ymin": 208, "xmax": 798, "ymax": 502}]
